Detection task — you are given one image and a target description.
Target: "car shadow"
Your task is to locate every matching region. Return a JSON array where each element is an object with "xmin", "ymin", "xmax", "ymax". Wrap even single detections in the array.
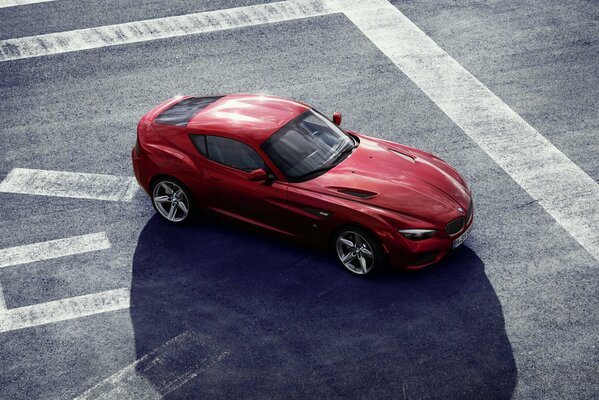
[{"xmin": 130, "ymin": 214, "xmax": 517, "ymax": 399}]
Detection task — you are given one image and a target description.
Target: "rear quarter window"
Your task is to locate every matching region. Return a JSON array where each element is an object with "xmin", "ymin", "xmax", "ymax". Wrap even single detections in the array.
[{"xmin": 190, "ymin": 135, "xmax": 208, "ymax": 157}]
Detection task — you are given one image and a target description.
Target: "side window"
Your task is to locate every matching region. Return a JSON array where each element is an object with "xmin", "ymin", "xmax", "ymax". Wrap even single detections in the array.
[
  {"xmin": 206, "ymin": 136, "xmax": 266, "ymax": 172},
  {"xmin": 190, "ymin": 135, "xmax": 207, "ymax": 157}
]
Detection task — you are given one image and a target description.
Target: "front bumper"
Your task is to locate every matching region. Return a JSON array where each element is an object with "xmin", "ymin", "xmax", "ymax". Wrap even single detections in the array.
[{"xmin": 383, "ymin": 211, "xmax": 474, "ymax": 270}]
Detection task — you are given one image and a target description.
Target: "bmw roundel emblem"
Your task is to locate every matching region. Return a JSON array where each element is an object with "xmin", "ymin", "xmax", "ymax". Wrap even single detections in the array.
[{"xmin": 457, "ymin": 207, "xmax": 464, "ymax": 213}]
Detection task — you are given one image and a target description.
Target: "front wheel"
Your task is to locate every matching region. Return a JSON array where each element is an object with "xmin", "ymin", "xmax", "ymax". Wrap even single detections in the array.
[
  {"xmin": 151, "ymin": 177, "xmax": 193, "ymax": 224},
  {"xmin": 335, "ymin": 227, "xmax": 385, "ymax": 276}
]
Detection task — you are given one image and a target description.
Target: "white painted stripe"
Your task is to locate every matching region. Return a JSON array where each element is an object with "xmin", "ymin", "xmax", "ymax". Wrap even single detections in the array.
[
  {"xmin": 78, "ymin": 373, "xmax": 163, "ymax": 400},
  {"xmin": 0, "ymin": 283, "xmax": 6, "ymax": 311},
  {"xmin": 0, "ymin": 0, "xmax": 54, "ymax": 8},
  {"xmin": 328, "ymin": 0, "xmax": 599, "ymax": 264},
  {"xmin": 1, "ymin": 0, "xmax": 595, "ymax": 265},
  {"xmin": 0, "ymin": 0, "xmax": 333, "ymax": 62},
  {"xmin": 0, "ymin": 232, "xmax": 111, "ymax": 268},
  {"xmin": 0, "ymin": 287, "xmax": 130, "ymax": 333},
  {"xmin": 75, "ymin": 331, "xmax": 231, "ymax": 400},
  {"xmin": 0, "ymin": 168, "xmax": 139, "ymax": 201}
]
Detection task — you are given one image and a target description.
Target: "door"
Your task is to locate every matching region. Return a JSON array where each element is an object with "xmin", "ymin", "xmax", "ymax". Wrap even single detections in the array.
[{"xmin": 191, "ymin": 134, "xmax": 293, "ymax": 235}]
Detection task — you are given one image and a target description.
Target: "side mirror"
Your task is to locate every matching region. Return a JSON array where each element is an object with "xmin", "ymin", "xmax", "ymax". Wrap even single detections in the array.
[
  {"xmin": 248, "ymin": 168, "xmax": 268, "ymax": 182},
  {"xmin": 332, "ymin": 112, "xmax": 342, "ymax": 126}
]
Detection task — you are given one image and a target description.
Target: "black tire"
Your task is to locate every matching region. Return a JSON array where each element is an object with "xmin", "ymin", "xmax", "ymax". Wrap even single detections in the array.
[
  {"xmin": 334, "ymin": 227, "xmax": 386, "ymax": 277},
  {"xmin": 150, "ymin": 177, "xmax": 194, "ymax": 224}
]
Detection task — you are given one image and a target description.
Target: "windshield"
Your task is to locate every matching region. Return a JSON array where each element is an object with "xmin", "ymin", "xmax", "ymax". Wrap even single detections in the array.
[{"xmin": 262, "ymin": 109, "xmax": 355, "ymax": 181}]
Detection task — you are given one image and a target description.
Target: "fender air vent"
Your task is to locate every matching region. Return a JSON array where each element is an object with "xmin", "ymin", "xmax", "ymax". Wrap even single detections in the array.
[
  {"xmin": 337, "ymin": 189, "xmax": 377, "ymax": 199},
  {"xmin": 303, "ymin": 207, "xmax": 332, "ymax": 218}
]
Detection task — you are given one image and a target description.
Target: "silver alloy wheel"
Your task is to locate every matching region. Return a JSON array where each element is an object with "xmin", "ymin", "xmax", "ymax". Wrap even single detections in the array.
[
  {"xmin": 335, "ymin": 231, "xmax": 375, "ymax": 275},
  {"xmin": 152, "ymin": 181, "xmax": 190, "ymax": 223}
]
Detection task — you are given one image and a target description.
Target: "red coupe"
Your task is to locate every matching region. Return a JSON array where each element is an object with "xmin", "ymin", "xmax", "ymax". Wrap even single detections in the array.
[{"xmin": 132, "ymin": 94, "xmax": 473, "ymax": 276}]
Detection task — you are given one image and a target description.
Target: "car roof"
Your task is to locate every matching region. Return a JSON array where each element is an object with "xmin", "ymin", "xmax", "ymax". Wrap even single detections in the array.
[{"xmin": 186, "ymin": 94, "xmax": 310, "ymax": 145}]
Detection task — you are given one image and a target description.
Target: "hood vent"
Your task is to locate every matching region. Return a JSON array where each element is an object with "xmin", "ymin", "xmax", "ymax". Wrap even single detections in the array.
[
  {"xmin": 336, "ymin": 188, "xmax": 378, "ymax": 199},
  {"xmin": 389, "ymin": 148, "xmax": 416, "ymax": 163}
]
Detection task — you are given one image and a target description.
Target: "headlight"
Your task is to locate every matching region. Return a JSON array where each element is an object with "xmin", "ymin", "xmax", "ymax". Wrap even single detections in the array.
[{"xmin": 398, "ymin": 229, "xmax": 436, "ymax": 241}]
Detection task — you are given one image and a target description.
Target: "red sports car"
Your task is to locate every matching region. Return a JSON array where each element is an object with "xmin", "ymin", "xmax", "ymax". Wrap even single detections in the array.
[{"xmin": 132, "ymin": 94, "xmax": 473, "ymax": 276}]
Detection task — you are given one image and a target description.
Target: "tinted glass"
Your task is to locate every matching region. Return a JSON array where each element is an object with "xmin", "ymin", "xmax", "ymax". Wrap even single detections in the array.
[
  {"xmin": 155, "ymin": 96, "xmax": 223, "ymax": 126},
  {"xmin": 206, "ymin": 136, "xmax": 266, "ymax": 172},
  {"xmin": 190, "ymin": 135, "xmax": 207, "ymax": 157},
  {"xmin": 262, "ymin": 110, "xmax": 353, "ymax": 180}
]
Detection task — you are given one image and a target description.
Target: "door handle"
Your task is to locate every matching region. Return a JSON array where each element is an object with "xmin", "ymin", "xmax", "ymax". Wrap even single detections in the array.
[{"xmin": 208, "ymin": 174, "xmax": 223, "ymax": 182}]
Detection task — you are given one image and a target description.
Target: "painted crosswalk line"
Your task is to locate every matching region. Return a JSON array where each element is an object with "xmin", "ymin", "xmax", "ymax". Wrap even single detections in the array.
[
  {"xmin": 0, "ymin": 168, "xmax": 136, "ymax": 332},
  {"xmin": 0, "ymin": 283, "xmax": 6, "ymax": 311},
  {"xmin": 0, "ymin": 232, "xmax": 111, "ymax": 269},
  {"xmin": 0, "ymin": 168, "xmax": 139, "ymax": 201},
  {"xmin": 0, "ymin": 232, "xmax": 128, "ymax": 333},
  {"xmin": 0, "ymin": 0, "xmax": 54, "ymax": 8},
  {"xmin": 1, "ymin": 0, "xmax": 597, "ymax": 341},
  {"xmin": 1, "ymin": 0, "xmax": 597, "ymax": 265},
  {"xmin": 75, "ymin": 330, "xmax": 231, "ymax": 400},
  {"xmin": 0, "ymin": 0, "xmax": 333, "ymax": 62},
  {"xmin": 0, "ymin": 287, "xmax": 130, "ymax": 333},
  {"xmin": 326, "ymin": 0, "xmax": 599, "ymax": 264}
]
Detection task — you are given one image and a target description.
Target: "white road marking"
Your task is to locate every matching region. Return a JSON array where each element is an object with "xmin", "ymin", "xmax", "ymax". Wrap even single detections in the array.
[
  {"xmin": 0, "ymin": 168, "xmax": 139, "ymax": 201},
  {"xmin": 325, "ymin": 0, "xmax": 599, "ymax": 264},
  {"xmin": 0, "ymin": 287, "xmax": 130, "ymax": 333},
  {"xmin": 0, "ymin": 283, "xmax": 6, "ymax": 311},
  {"xmin": 0, "ymin": 232, "xmax": 111, "ymax": 269},
  {"xmin": 0, "ymin": 0, "xmax": 595, "ymax": 341},
  {"xmin": 75, "ymin": 331, "xmax": 231, "ymax": 400},
  {"xmin": 78, "ymin": 373, "xmax": 162, "ymax": 400},
  {"xmin": 1, "ymin": 0, "xmax": 597, "ymax": 264},
  {"xmin": 0, "ymin": 0, "xmax": 54, "ymax": 8},
  {"xmin": 0, "ymin": 0, "xmax": 333, "ymax": 62},
  {"xmin": 0, "ymin": 232, "xmax": 129, "ymax": 332}
]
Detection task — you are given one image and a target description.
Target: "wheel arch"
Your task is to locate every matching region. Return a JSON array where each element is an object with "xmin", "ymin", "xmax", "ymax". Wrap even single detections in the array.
[
  {"xmin": 330, "ymin": 223, "xmax": 389, "ymax": 276},
  {"xmin": 149, "ymin": 174, "xmax": 193, "ymax": 199},
  {"xmin": 329, "ymin": 223, "xmax": 384, "ymax": 251}
]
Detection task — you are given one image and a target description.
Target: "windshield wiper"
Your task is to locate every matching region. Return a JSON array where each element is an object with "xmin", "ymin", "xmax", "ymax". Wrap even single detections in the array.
[
  {"xmin": 330, "ymin": 142, "xmax": 356, "ymax": 165},
  {"xmin": 293, "ymin": 165, "xmax": 336, "ymax": 181},
  {"xmin": 293, "ymin": 142, "xmax": 357, "ymax": 182}
]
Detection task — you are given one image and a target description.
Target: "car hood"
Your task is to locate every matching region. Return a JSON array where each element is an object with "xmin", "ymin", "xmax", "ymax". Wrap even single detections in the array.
[{"xmin": 298, "ymin": 134, "xmax": 472, "ymax": 223}]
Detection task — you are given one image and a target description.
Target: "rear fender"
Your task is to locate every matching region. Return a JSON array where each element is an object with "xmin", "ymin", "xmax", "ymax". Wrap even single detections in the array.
[{"xmin": 144, "ymin": 143, "xmax": 194, "ymax": 169}]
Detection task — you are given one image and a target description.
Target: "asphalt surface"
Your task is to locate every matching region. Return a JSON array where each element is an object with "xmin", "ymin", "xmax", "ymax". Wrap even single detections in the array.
[{"xmin": 0, "ymin": 1, "xmax": 598, "ymax": 399}]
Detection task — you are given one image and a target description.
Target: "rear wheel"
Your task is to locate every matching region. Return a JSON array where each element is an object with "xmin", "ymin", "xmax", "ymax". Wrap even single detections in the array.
[
  {"xmin": 151, "ymin": 177, "xmax": 193, "ymax": 224},
  {"xmin": 335, "ymin": 227, "xmax": 385, "ymax": 276}
]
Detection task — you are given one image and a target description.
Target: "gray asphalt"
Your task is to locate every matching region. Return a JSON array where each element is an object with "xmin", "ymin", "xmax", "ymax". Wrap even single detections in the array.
[
  {"xmin": 0, "ymin": 0, "xmax": 278, "ymax": 39},
  {"xmin": 0, "ymin": 1, "xmax": 598, "ymax": 399}
]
